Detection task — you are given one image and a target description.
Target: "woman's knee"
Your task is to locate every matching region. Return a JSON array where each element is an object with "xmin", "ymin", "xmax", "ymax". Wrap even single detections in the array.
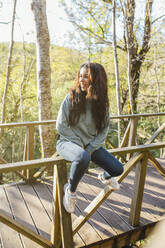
[
  {"xmin": 116, "ymin": 161, "xmax": 124, "ymax": 176},
  {"xmin": 79, "ymin": 150, "xmax": 91, "ymax": 166}
]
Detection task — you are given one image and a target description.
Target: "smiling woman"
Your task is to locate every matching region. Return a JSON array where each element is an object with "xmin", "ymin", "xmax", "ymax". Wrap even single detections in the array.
[
  {"xmin": 79, "ymin": 67, "xmax": 90, "ymax": 92},
  {"xmin": 55, "ymin": 62, "xmax": 124, "ymax": 214}
]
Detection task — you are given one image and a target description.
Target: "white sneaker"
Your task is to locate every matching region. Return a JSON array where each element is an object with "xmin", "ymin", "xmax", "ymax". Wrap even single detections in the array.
[
  {"xmin": 63, "ymin": 183, "xmax": 77, "ymax": 213},
  {"xmin": 98, "ymin": 173, "xmax": 120, "ymax": 190}
]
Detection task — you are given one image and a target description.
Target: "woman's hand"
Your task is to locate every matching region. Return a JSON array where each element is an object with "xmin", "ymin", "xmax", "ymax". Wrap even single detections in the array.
[{"xmin": 83, "ymin": 145, "xmax": 92, "ymax": 155}]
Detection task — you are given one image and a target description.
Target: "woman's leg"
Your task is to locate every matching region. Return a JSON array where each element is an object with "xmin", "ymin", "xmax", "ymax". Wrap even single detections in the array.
[
  {"xmin": 91, "ymin": 147, "xmax": 123, "ymax": 179},
  {"xmin": 56, "ymin": 141, "xmax": 91, "ymax": 192}
]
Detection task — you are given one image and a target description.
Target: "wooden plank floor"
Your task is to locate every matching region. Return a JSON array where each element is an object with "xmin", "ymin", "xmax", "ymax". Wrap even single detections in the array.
[{"xmin": 0, "ymin": 159, "xmax": 164, "ymax": 248}]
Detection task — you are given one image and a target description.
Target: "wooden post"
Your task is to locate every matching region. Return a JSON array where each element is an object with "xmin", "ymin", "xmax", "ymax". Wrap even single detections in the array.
[
  {"xmin": 117, "ymin": 120, "xmax": 131, "ymax": 161},
  {"xmin": 27, "ymin": 126, "xmax": 35, "ymax": 180},
  {"xmin": 23, "ymin": 126, "xmax": 35, "ymax": 180},
  {"xmin": 128, "ymin": 117, "xmax": 138, "ymax": 146},
  {"xmin": 120, "ymin": 120, "xmax": 131, "ymax": 148},
  {"xmin": 26, "ymin": 126, "xmax": 34, "ymax": 160},
  {"xmin": 129, "ymin": 152, "xmax": 148, "ymax": 226},
  {"xmin": 127, "ymin": 117, "xmax": 138, "ymax": 160},
  {"xmin": 51, "ymin": 161, "xmax": 74, "ymax": 248},
  {"xmin": 51, "ymin": 167, "xmax": 61, "ymax": 247}
]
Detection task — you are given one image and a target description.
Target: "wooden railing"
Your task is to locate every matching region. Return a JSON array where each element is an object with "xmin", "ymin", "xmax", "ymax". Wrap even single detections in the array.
[
  {"xmin": 0, "ymin": 142, "xmax": 165, "ymax": 248},
  {"xmin": 0, "ymin": 114, "xmax": 165, "ymax": 247},
  {"xmin": 0, "ymin": 112, "xmax": 165, "ymax": 182}
]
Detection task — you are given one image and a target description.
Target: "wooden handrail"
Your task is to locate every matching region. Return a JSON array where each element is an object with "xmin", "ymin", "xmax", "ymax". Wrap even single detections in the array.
[
  {"xmin": 0, "ymin": 142, "xmax": 164, "ymax": 174},
  {"xmin": 0, "ymin": 113, "xmax": 164, "ymax": 175},
  {"xmin": 0, "ymin": 120, "xmax": 56, "ymax": 128},
  {"xmin": 109, "ymin": 142, "xmax": 165, "ymax": 155},
  {"xmin": 0, "ymin": 156, "xmax": 62, "ymax": 173},
  {"xmin": 110, "ymin": 112, "xmax": 165, "ymax": 119},
  {"xmin": 0, "ymin": 112, "xmax": 165, "ymax": 128}
]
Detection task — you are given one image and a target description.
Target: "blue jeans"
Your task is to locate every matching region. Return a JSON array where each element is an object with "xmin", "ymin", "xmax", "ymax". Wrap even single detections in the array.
[{"xmin": 56, "ymin": 141, "xmax": 123, "ymax": 192}]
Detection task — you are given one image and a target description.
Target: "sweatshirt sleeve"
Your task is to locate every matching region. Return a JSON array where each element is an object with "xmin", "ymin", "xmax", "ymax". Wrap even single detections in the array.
[
  {"xmin": 85, "ymin": 111, "xmax": 110, "ymax": 153},
  {"xmin": 56, "ymin": 94, "xmax": 83, "ymax": 145}
]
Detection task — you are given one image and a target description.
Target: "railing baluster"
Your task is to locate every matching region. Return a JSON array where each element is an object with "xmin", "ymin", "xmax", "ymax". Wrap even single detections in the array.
[
  {"xmin": 23, "ymin": 126, "xmax": 35, "ymax": 180},
  {"xmin": 129, "ymin": 152, "xmax": 148, "ymax": 226},
  {"xmin": 23, "ymin": 130, "xmax": 28, "ymax": 178},
  {"xmin": 120, "ymin": 120, "xmax": 131, "ymax": 148},
  {"xmin": 116, "ymin": 120, "xmax": 131, "ymax": 161},
  {"xmin": 27, "ymin": 126, "xmax": 34, "ymax": 180},
  {"xmin": 51, "ymin": 166, "xmax": 61, "ymax": 247},
  {"xmin": 51, "ymin": 160, "xmax": 74, "ymax": 248},
  {"xmin": 127, "ymin": 117, "xmax": 138, "ymax": 160}
]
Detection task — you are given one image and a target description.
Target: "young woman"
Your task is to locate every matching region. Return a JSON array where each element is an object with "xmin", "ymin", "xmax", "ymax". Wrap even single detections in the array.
[{"xmin": 56, "ymin": 62, "xmax": 123, "ymax": 213}]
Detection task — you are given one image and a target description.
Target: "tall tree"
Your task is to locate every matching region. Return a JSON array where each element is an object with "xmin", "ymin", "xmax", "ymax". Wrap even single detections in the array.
[
  {"xmin": 31, "ymin": 0, "xmax": 55, "ymax": 158},
  {"xmin": 112, "ymin": 0, "xmax": 121, "ymax": 143},
  {"xmin": 61, "ymin": 0, "xmax": 155, "ymax": 113},
  {"xmin": 1, "ymin": 0, "xmax": 17, "ymax": 123},
  {"xmin": 124, "ymin": 0, "xmax": 153, "ymax": 112}
]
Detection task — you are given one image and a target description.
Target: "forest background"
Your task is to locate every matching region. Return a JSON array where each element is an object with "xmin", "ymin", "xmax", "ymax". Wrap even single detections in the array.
[{"xmin": 0, "ymin": 0, "xmax": 165, "ymax": 167}]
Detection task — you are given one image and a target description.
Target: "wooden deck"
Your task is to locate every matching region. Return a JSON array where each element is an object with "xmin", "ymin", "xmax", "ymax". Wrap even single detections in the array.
[{"xmin": 0, "ymin": 159, "xmax": 165, "ymax": 248}]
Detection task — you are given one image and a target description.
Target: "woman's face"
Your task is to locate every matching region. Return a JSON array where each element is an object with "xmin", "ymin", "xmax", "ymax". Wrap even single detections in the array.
[{"xmin": 79, "ymin": 67, "xmax": 90, "ymax": 92}]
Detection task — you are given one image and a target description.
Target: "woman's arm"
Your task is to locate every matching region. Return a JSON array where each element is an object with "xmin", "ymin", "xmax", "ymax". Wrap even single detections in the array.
[
  {"xmin": 85, "ymin": 111, "xmax": 110, "ymax": 153},
  {"xmin": 56, "ymin": 94, "xmax": 83, "ymax": 145}
]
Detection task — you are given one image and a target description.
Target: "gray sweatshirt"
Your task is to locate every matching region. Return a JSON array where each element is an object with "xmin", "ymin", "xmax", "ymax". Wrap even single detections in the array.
[{"xmin": 56, "ymin": 93, "xmax": 110, "ymax": 153}]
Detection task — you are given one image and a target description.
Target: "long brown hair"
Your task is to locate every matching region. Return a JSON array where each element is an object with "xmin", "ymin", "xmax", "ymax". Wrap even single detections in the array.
[{"xmin": 69, "ymin": 63, "xmax": 109, "ymax": 133}]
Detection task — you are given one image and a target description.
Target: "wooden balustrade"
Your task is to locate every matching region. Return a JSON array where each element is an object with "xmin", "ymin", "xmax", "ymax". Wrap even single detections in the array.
[
  {"xmin": 0, "ymin": 112, "xmax": 165, "ymax": 180},
  {"xmin": 0, "ymin": 113, "xmax": 165, "ymax": 247},
  {"xmin": 0, "ymin": 142, "xmax": 165, "ymax": 248}
]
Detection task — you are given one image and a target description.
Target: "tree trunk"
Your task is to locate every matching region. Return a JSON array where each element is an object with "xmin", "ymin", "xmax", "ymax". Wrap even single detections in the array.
[
  {"xmin": 0, "ymin": 0, "xmax": 17, "ymax": 182},
  {"xmin": 112, "ymin": 0, "xmax": 121, "ymax": 145},
  {"xmin": 1, "ymin": 0, "xmax": 17, "ymax": 123},
  {"xmin": 20, "ymin": 39, "xmax": 26, "ymax": 122},
  {"xmin": 129, "ymin": 58, "xmax": 142, "ymax": 112},
  {"xmin": 31, "ymin": 0, "xmax": 55, "ymax": 158},
  {"xmin": 125, "ymin": 0, "xmax": 136, "ymax": 113},
  {"xmin": 125, "ymin": 0, "xmax": 153, "ymax": 113}
]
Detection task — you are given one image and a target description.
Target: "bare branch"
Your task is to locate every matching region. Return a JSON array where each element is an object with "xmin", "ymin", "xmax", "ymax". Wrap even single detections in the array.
[
  {"xmin": 102, "ymin": 0, "xmax": 112, "ymax": 4},
  {"xmin": 119, "ymin": 0, "xmax": 127, "ymax": 51},
  {"xmin": 139, "ymin": 0, "xmax": 153, "ymax": 56},
  {"xmin": 70, "ymin": 18, "xmax": 125, "ymax": 50},
  {"xmin": 152, "ymin": 14, "xmax": 165, "ymax": 24},
  {"xmin": 0, "ymin": 21, "xmax": 10, "ymax": 24},
  {"xmin": 73, "ymin": 2, "xmax": 106, "ymax": 37}
]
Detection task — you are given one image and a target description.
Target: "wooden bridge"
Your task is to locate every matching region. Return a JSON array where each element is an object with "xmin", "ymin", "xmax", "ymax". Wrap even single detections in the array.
[{"xmin": 0, "ymin": 113, "xmax": 165, "ymax": 248}]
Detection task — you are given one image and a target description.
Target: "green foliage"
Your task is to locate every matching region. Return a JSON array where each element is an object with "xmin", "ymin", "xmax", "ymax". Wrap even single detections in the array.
[{"xmin": 0, "ymin": 38, "xmax": 165, "ymax": 165}]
